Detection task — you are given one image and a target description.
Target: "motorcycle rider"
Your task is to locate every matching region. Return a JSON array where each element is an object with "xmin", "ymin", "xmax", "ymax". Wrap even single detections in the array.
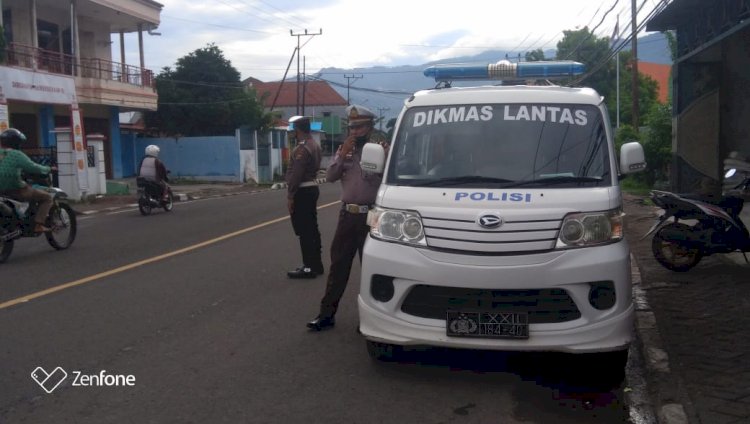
[
  {"xmin": 0, "ymin": 128, "xmax": 55, "ymax": 233},
  {"xmin": 138, "ymin": 145, "xmax": 169, "ymax": 201}
]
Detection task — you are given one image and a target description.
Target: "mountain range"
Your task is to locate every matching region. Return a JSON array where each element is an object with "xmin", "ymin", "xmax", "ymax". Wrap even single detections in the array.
[{"xmin": 314, "ymin": 32, "xmax": 672, "ymax": 124}]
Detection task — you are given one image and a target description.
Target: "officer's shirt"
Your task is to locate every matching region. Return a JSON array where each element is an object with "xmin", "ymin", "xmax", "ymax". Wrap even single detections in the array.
[
  {"xmin": 285, "ymin": 138, "xmax": 322, "ymax": 200},
  {"xmin": 326, "ymin": 140, "xmax": 384, "ymax": 206}
]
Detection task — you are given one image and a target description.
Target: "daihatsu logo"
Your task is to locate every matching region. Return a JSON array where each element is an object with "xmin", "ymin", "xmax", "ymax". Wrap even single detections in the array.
[{"xmin": 478, "ymin": 213, "xmax": 503, "ymax": 229}]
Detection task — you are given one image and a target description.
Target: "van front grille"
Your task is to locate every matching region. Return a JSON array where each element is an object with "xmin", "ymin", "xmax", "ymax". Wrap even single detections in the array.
[{"xmin": 401, "ymin": 285, "xmax": 580, "ymax": 324}]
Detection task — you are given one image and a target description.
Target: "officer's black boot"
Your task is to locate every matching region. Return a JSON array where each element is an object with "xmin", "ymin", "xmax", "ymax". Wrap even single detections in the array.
[
  {"xmin": 306, "ymin": 315, "xmax": 335, "ymax": 331},
  {"xmin": 287, "ymin": 267, "xmax": 317, "ymax": 279}
]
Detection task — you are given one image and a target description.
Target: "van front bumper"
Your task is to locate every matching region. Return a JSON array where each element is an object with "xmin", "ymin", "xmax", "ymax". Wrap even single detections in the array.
[{"xmin": 358, "ymin": 238, "xmax": 634, "ymax": 353}]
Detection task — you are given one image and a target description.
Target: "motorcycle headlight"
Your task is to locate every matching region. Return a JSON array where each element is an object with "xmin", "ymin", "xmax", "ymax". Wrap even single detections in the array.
[
  {"xmin": 556, "ymin": 208, "xmax": 623, "ymax": 248},
  {"xmin": 368, "ymin": 207, "xmax": 426, "ymax": 246}
]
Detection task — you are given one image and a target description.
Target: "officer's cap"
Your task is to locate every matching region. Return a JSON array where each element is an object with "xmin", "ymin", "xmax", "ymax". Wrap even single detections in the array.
[
  {"xmin": 346, "ymin": 105, "xmax": 375, "ymax": 127},
  {"xmin": 287, "ymin": 115, "xmax": 311, "ymax": 131}
]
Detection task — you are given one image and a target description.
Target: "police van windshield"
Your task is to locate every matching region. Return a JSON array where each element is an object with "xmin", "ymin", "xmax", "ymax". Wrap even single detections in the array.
[{"xmin": 386, "ymin": 103, "xmax": 611, "ymax": 188}]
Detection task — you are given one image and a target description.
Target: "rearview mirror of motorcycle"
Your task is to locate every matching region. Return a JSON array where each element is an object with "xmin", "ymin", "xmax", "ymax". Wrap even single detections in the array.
[{"xmin": 725, "ymin": 168, "xmax": 737, "ymax": 179}]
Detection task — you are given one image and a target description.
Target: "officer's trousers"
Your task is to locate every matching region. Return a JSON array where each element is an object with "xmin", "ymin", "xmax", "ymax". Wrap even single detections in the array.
[
  {"xmin": 319, "ymin": 209, "xmax": 369, "ymax": 318},
  {"xmin": 290, "ymin": 186, "xmax": 323, "ymax": 273}
]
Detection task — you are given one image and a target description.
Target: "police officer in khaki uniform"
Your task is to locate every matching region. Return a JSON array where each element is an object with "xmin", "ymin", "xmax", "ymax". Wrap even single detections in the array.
[
  {"xmin": 285, "ymin": 116, "xmax": 324, "ymax": 279},
  {"xmin": 307, "ymin": 105, "xmax": 388, "ymax": 330}
]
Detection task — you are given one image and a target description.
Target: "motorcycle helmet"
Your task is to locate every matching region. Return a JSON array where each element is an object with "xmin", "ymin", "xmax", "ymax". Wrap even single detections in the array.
[
  {"xmin": 145, "ymin": 145, "xmax": 160, "ymax": 157},
  {"xmin": 0, "ymin": 128, "xmax": 27, "ymax": 150}
]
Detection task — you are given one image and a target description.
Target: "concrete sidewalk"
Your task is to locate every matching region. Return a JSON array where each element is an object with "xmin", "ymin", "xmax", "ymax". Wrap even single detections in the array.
[{"xmin": 623, "ymin": 193, "xmax": 750, "ymax": 424}]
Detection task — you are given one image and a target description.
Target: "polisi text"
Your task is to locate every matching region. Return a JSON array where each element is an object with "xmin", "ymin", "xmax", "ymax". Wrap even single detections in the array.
[{"xmin": 455, "ymin": 192, "xmax": 532, "ymax": 202}]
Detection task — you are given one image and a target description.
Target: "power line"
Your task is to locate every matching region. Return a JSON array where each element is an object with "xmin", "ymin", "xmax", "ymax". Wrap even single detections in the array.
[
  {"xmin": 290, "ymin": 29, "xmax": 323, "ymax": 114},
  {"xmin": 562, "ymin": 0, "xmax": 621, "ymax": 60},
  {"xmin": 342, "ymin": 74, "xmax": 362, "ymax": 105},
  {"xmin": 160, "ymin": 14, "xmax": 273, "ymax": 34},
  {"xmin": 570, "ymin": 0, "xmax": 670, "ymax": 87},
  {"xmin": 234, "ymin": 0, "xmax": 309, "ymax": 29}
]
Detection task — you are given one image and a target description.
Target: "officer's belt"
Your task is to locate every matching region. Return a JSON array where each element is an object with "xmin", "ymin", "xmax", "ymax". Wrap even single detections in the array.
[
  {"xmin": 299, "ymin": 181, "xmax": 317, "ymax": 188},
  {"xmin": 342, "ymin": 203, "xmax": 371, "ymax": 214}
]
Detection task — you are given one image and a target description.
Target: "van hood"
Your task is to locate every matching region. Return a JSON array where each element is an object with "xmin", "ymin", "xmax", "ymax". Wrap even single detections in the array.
[{"xmin": 376, "ymin": 186, "xmax": 620, "ymax": 221}]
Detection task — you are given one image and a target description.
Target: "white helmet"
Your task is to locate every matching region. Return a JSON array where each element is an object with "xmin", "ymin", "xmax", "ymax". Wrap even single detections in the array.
[{"xmin": 145, "ymin": 145, "xmax": 160, "ymax": 157}]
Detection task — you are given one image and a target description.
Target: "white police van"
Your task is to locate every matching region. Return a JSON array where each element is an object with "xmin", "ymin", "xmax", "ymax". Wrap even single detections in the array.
[{"xmin": 358, "ymin": 60, "xmax": 646, "ymax": 379}]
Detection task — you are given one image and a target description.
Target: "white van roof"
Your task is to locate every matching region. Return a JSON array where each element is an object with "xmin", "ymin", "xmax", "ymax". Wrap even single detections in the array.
[{"xmin": 407, "ymin": 85, "xmax": 603, "ymax": 108}]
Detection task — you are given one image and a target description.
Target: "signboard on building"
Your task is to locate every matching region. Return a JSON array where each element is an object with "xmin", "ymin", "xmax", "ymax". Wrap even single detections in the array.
[{"xmin": 0, "ymin": 66, "xmax": 76, "ymax": 104}]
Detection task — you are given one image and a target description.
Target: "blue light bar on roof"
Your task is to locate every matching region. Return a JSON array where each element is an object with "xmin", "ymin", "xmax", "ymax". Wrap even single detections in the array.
[{"xmin": 423, "ymin": 60, "xmax": 585, "ymax": 82}]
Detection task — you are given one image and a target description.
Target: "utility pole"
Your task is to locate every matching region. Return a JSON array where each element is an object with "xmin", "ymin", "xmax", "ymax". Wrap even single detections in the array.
[
  {"xmin": 377, "ymin": 107, "xmax": 390, "ymax": 132},
  {"xmin": 343, "ymin": 74, "xmax": 362, "ymax": 105},
  {"xmin": 290, "ymin": 28, "xmax": 322, "ymax": 115},
  {"xmin": 631, "ymin": 0, "xmax": 639, "ymax": 131}
]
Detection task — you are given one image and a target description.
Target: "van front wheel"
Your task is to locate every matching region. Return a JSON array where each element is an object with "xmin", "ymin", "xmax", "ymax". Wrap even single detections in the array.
[{"xmin": 574, "ymin": 349, "xmax": 629, "ymax": 389}]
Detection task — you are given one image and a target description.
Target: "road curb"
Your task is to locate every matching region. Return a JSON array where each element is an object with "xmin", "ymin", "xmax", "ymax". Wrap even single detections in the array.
[{"xmin": 629, "ymin": 253, "xmax": 689, "ymax": 424}]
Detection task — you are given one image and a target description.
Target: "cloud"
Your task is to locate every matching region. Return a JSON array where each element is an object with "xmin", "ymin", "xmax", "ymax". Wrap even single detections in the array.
[{"xmin": 126, "ymin": 0, "xmax": 628, "ymax": 81}]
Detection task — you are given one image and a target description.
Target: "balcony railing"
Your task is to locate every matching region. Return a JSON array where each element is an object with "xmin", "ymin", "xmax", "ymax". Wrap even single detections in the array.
[{"xmin": 4, "ymin": 42, "xmax": 154, "ymax": 89}]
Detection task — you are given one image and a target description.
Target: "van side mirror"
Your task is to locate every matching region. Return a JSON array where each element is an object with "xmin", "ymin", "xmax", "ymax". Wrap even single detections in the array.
[
  {"xmin": 619, "ymin": 141, "xmax": 647, "ymax": 175},
  {"xmin": 360, "ymin": 143, "xmax": 386, "ymax": 173}
]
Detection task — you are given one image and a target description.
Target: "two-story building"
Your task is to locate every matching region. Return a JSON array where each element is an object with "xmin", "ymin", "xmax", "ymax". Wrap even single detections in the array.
[
  {"xmin": 1, "ymin": 0, "xmax": 162, "ymax": 184},
  {"xmin": 647, "ymin": 0, "xmax": 750, "ymax": 193}
]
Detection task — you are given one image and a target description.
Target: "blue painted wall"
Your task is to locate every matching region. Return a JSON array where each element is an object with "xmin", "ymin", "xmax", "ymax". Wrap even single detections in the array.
[
  {"xmin": 109, "ymin": 107, "xmax": 124, "ymax": 178},
  {"xmin": 130, "ymin": 136, "xmax": 241, "ymax": 181},
  {"xmin": 120, "ymin": 132, "xmax": 138, "ymax": 176}
]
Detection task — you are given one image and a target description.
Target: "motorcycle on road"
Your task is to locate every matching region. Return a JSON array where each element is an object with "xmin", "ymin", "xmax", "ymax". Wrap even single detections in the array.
[
  {"xmin": 136, "ymin": 176, "xmax": 174, "ymax": 216},
  {"xmin": 0, "ymin": 174, "xmax": 77, "ymax": 263},
  {"xmin": 643, "ymin": 153, "xmax": 750, "ymax": 271}
]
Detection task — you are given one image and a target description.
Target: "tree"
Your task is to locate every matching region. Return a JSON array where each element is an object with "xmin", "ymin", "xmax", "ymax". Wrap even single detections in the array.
[
  {"xmin": 525, "ymin": 49, "xmax": 546, "ymax": 62},
  {"xmin": 641, "ymin": 102, "xmax": 672, "ymax": 185},
  {"xmin": 555, "ymin": 28, "xmax": 658, "ymax": 128},
  {"xmin": 555, "ymin": 27, "xmax": 616, "ymax": 99},
  {"xmin": 608, "ymin": 51, "xmax": 659, "ymax": 127},
  {"xmin": 146, "ymin": 44, "xmax": 272, "ymax": 137}
]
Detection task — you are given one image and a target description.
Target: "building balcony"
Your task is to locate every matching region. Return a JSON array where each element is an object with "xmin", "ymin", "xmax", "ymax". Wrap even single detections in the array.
[{"xmin": 5, "ymin": 42, "xmax": 158, "ymax": 110}]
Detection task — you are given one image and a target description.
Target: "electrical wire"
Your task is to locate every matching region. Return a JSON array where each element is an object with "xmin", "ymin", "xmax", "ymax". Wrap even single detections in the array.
[
  {"xmin": 569, "ymin": 0, "xmax": 671, "ymax": 86},
  {"xmin": 160, "ymin": 14, "xmax": 274, "ymax": 34}
]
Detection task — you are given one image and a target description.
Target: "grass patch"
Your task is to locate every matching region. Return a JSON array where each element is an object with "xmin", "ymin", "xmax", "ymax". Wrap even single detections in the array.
[{"xmin": 620, "ymin": 178, "xmax": 652, "ymax": 196}]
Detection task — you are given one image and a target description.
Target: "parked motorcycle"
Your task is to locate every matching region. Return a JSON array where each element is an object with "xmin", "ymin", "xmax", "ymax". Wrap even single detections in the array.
[
  {"xmin": 136, "ymin": 177, "xmax": 173, "ymax": 216},
  {"xmin": 0, "ymin": 174, "xmax": 77, "ymax": 263},
  {"xmin": 643, "ymin": 153, "xmax": 750, "ymax": 271}
]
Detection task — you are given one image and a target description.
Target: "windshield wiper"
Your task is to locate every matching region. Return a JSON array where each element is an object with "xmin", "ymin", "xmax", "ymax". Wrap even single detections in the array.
[
  {"xmin": 412, "ymin": 176, "xmax": 515, "ymax": 187},
  {"xmin": 510, "ymin": 176, "xmax": 603, "ymax": 187}
]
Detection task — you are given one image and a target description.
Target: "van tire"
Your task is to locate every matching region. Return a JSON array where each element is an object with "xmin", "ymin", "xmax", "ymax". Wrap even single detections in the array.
[{"xmin": 575, "ymin": 349, "xmax": 629, "ymax": 388}]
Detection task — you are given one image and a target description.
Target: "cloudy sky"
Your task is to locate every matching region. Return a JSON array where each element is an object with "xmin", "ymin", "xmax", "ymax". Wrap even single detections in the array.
[{"xmin": 123, "ymin": 0, "xmax": 666, "ymax": 82}]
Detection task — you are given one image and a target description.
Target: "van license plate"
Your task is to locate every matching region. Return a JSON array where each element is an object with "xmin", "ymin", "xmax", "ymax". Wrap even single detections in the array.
[{"xmin": 446, "ymin": 311, "xmax": 529, "ymax": 339}]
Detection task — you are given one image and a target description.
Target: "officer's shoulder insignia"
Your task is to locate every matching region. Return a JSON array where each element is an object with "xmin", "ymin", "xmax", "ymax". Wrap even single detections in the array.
[{"xmin": 370, "ymin": 133, "xmax": 387, "ymax": 144}]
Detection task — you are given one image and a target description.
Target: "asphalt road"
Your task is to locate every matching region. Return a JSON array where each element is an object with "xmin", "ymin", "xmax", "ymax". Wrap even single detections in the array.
[{"xmin": 1, "ymin": 184, "xmax": 632, "ymax": 423}]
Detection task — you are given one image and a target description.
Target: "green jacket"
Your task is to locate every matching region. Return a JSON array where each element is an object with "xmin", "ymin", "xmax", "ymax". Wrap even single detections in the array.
[{"xmin": 0, "ymin": 148, "xmax": 51, "ymax": 191}]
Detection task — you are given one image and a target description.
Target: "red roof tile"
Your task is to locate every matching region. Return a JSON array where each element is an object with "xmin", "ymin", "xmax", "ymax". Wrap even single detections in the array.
[{"xmin": 250, "ymin": 80, "xmax": 347, "ymax": 108}]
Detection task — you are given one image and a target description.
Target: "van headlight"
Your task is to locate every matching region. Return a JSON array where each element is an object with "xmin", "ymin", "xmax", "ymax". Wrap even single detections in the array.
[
  {"xmin": 556, "ymin": 208, "xmax": 623, "ymax": 248},
  {"xmin": 368, "ymin": 207, "xmax": 427, "ymax": 246}
]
